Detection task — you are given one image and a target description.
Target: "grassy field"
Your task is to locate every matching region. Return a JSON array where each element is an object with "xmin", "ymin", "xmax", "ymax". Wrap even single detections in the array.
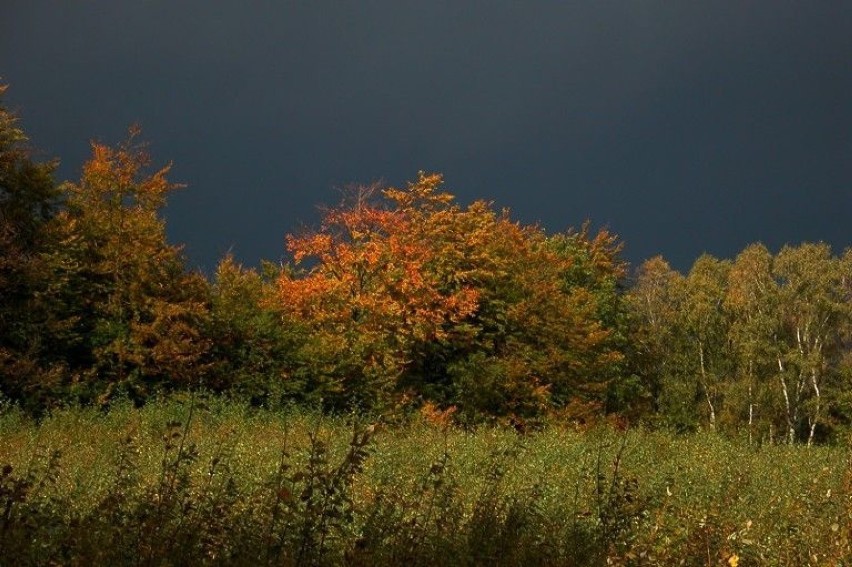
[{"xmin": 1, "ymin": 398, "xmax": 850, "ymax": 566}]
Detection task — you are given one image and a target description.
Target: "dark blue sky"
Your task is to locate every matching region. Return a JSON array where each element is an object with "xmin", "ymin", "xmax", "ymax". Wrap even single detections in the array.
[{"xmin": 2, "ymin": 2, "xmax": 850, "ymax": 272}]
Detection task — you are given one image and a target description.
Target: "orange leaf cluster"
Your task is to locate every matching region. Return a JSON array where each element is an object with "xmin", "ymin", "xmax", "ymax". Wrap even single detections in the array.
[{"xmin": 277, "ymin": 172, "xmax": 626, "ymax": 412}]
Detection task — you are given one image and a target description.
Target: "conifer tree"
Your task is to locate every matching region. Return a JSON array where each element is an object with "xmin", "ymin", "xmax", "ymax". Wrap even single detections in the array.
[{"xmin": 0, "ymin": 85, "xmax": 71, "ymax": 409}]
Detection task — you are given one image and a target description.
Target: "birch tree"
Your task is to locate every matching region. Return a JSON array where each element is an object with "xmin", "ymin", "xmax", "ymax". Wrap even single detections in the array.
[
  {"xmin": 725, "ymin": 243, "xmax": 778, "ymax": 443},
  {"xmin": 626, "ymin": 257, "xmax": 689, "ymax": 425},
  {"xmin": 773, "ymin": 243, "xmax": 851, "ymax": 444},
  {"xmin": 680, "ymin": 255, "xmax": 732, "ymax": 431}
]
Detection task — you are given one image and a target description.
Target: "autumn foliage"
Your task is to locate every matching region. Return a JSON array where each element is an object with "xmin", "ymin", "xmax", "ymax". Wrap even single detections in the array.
[
  {"xmin": 41, "ymin": 131, "xmax": 207, "ymax": 408},
  {"xmin": 5, "ymin": 85, "xmax": 852, "ymax": 438},
  {"xmin": 2, "ymin": 83, "xmax": 633, "ymax": 422},
  {"xmin": 278, "ymin": 173, "xmax": 626, "ymax": 418}
]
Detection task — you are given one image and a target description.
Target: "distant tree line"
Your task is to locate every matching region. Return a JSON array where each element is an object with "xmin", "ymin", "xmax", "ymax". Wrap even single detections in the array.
[
  {"xmin": 2, "ymin": 87, "xmax": 850, "ymax": 441},
  {"xmin": 629, "ymin": 246, "xmax": 852, "ymax": 444}
]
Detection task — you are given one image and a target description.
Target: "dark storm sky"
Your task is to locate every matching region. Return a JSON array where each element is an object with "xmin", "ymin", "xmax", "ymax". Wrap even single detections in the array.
[{"xmin": 2, "ymin": 2, "xmax": 850, "ymax": 273}]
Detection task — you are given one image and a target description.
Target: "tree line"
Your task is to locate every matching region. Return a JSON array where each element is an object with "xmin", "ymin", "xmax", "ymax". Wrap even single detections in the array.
[
  {"xmin": 2, "ymin": 88, "xmax": 850, "ymax": 440},
  {"xmin": 630, "ymin": 246, "xmax": 852, "ymax": 443}
]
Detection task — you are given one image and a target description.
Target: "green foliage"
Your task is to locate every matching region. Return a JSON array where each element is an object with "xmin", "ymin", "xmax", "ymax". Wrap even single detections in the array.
[
  {"xmin": 546, "ymin": 225, "xmax": 631, "ymax": 409},
  {"xmin": 447, "ymin": 352, "xmax": 550, "ymax": 425},
  {"xmin": 1, "ymin": 402, "xmax": 851, "ymax": 565},
  {"xmin": 628, "ymin": 243, "xmax": 852, "ymax": 442},
  {"xmin": 205, "ymin": 255, "xmax": 306, "ymax": 406},
  {"xmin": 6, "ymin": 83, "xmax": 852, "ymax": 445}
]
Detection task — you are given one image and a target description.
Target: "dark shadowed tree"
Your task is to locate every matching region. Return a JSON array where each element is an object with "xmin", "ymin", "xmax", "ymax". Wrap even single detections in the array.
[
  {"xmin": 205, "ymin": 254, "xmax": 307, "ymax": 406},
  {"xmin": 0, "ymin": 85, "xmax": 73, "ymax": 410}
]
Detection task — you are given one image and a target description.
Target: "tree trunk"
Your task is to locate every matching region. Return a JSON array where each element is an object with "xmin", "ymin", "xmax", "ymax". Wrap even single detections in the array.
[
  {"xmin": 747, "ymin": 358, "xmax": 754, "ymax": 446},
  {"xmin": 807, "ymin": 367, "xmax": 821, "ymax": 446},
  {"xmin": 699, "ymin": 341, "xmax": 716, "ymax": 431},
  {"xmin": 778, "ymin": 357, "xmax": 795, "ymax": 444}
]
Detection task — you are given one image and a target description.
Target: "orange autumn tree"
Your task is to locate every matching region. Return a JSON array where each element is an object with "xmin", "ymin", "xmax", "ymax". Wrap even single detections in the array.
[
  {"xmin": 279, "ymin": 173, "xmax": 626, "ymax": 418},
  {"xmin": 278, "ymin": 175, "xmax": 478, "ymax": 409},
  {"xmin": 58, "ymin": 128, "xmax": 210, "ymax": 403}
]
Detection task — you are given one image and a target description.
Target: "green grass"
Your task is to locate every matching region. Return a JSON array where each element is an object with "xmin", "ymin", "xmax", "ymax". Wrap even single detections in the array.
[{"xmin": 1, "ymin": 398, "xmax": 850, "ymax": 565}]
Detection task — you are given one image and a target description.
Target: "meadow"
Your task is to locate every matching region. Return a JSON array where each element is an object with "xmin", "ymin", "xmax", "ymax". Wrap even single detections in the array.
[{"xmin": 1, "ymin": 397, "xmax": 850, "ymax": 566}]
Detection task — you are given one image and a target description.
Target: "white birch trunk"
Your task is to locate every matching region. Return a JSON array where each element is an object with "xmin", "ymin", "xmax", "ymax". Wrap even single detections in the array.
[
  {"xmin": 778, "ymin": 356, "xmax": 795, "ymax": 444},
  {"xmin": 807, "ymin": 367, "xmax": 821, "ymax": 446},
  {"xmin": 699, "ymin": 341, "xmax": 716, "ymax": 431}
]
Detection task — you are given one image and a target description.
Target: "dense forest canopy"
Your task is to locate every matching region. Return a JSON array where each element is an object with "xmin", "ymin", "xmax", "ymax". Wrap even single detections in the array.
[{"xmin": 2, "ymin": 87, "xmax": 851, "ymax": 442}]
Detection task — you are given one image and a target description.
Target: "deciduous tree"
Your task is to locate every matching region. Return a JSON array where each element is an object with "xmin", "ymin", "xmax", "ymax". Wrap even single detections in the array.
[
  {"xmin": 58, "ymin": 129, "xmax": 209, "ymax": 403},
  {"xmin": 279, "ymin": 173, "xmax": 627, "ymax": 420},
  {"xmin": 680, "ymin": 255, "xmax": 732, "ymax": 431},
  {"xmin": 206, "ymin": 255, "xmax": 305, "ymax": 405},
  {"xmin": 725, "ymin": 243, "xmax": 778, "ymax": 442},
  {"xmin": 773, "ymin": 243, "xmax": 851, "ymax": 444},
  {"xmin": 278, "ymin": 175, "xmax": 478, "ymax": 410}
]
